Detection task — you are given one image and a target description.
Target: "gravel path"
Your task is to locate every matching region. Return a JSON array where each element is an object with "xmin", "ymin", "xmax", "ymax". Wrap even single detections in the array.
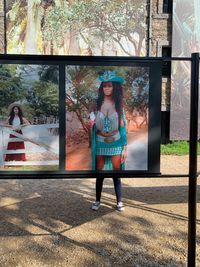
[{"xmin": 0, "ymin": 155, "xmax": 200, "ymax": 267}]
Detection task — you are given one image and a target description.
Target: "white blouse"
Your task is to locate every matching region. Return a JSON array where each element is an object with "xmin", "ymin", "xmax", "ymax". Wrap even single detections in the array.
[{"xmin": 12, "ymin": 116, "xmax": 21, "ymax": 126}]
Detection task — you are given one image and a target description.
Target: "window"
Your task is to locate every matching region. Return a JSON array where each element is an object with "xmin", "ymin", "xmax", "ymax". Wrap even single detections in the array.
[
  {"xmin": 162, "ymin": 46, "xmax": 171, "ymax": 77},
  {"xmin": 163, "ymin": 0, "xmax": 172, "ymax": 14}
]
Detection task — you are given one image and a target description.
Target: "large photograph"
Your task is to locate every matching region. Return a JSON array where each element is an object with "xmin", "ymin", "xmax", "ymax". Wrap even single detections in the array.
[
  {"xmin": 6, "ymin": 0, "xmax": 147, "ymax": 56},
  {"xmin": 171, "ymin": 0, "xmax": 200, "ymax": 139},
  {"xmin": 0, "ymin": 64, "xmax": 59, "ymax": 171},
  {"xmin": 66, "ymin": 66, "xmax": 149, "ymax": 171}
]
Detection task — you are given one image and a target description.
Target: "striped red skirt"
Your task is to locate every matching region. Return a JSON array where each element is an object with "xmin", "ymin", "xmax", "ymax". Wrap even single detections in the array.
[{"xmin": 5, "ymin": 130, "xmax": 26, "ymax": 161}]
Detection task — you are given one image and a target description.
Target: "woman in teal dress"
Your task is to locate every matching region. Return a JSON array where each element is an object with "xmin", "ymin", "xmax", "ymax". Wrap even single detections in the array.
[{"xmin": 91, "ymin": 71, "xmax": 127, "ymax": 211}]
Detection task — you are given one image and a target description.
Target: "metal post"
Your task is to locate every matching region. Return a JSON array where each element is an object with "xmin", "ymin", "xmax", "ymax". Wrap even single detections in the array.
[
  {"xmin": 59, "ymin": 64, "xmax": 66, "ymax": 171},
  {"xmin": 0, "ymin": 127, "xmax": 4, "ymax": 167},
  {"xmin": 147, "ymin": 0, "xmax": 152, "ymax": 56},
  {"xmin": 188, "ymin": 52, "xmax": 199, "ymax": 267},
  {"xmin": 3, "ymin": 0, "xmax": 7, "ymax": 54}
]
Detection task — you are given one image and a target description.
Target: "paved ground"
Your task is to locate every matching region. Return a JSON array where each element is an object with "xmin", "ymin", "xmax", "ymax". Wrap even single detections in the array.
[{"xmin": 0, "ymin": 155, "xmax": 200, "ymax": 267}]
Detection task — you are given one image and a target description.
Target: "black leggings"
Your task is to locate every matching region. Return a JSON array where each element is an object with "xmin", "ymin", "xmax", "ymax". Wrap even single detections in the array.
[{"xmin": 96, "ymin": 177, "xmax": 122, "ymax": 203}]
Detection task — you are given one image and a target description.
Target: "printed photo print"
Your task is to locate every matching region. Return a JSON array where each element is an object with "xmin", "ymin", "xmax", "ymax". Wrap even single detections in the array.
[
  {"xmin": 6, "ymin": 0, "xmax": 147, "ymax": 56},
  {"xmin": 171, "ymin": 0, "xmax": 200, "ymax": 139},
  {"xmin": 66, "ymin": 65, "xmax": 149, "ymax": 171},
  {"xmin": 0, "ymin": 64, "xmax": 59, "ymax": 171}
]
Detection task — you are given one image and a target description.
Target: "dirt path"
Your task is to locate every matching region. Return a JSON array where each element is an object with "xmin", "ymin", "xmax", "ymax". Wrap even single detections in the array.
[
  {"xmin": 0, "ymin": 155, "xmax": 200, "ymax": 266},
  {"xmin": 66, "ymin": 143, "xmax": 91, "ymax": 170}
]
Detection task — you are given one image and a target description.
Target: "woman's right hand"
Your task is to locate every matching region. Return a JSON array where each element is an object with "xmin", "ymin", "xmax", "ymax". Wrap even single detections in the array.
[
  {"xmin": 88, "ymin": 112, "xmax": 96, "ymax": 128},
  {"xmin": 12, "ymin": 126, "xmax": 21, "ymax": 131},
  {"xmin": 88, "ymin": 120, "xmax": 95, "ymax": 128}
]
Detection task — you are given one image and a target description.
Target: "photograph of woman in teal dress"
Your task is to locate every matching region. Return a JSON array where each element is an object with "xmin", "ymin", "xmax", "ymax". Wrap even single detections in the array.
[
  {"xmin": 91, "ymin": 71, "xmax": 127, "ymax": 171},
  {"xmin": 65, "ymin": 65, "xmax": 149, "ymax": 172}
]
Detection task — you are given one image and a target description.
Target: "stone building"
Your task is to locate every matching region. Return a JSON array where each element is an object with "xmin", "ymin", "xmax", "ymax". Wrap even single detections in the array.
[{"xmin": 150, "ymin": 0, "xmax": 172, "ymax": 142}]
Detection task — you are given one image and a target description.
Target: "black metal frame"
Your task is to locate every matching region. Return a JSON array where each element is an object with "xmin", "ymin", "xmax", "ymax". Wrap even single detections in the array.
[
  {"xmin": 0, "ymin": 54, "xmax": 162, "ymax": 178},
  {"xmin": 0, "ymin": 53, "xmax": 199, "ymax": 267},
  {"xmin": 188, "ymin": 53, "xmax": 199, "ymax": 267}
]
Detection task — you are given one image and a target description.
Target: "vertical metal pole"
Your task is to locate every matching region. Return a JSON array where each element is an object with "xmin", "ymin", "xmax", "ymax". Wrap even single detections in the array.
[
  {"xmin": 3, "ymin": 0, "xmax": 7, "ymax": 54},
  {"xmin": 147, "ymin": 0, "xmax": 152, "ymax": 56},
  {"xmin": 0, "ymin": 127, "xmax": 4, "ymax": 167},
  {"xmin": 59, "ymin": 64, "xmax": 66, "ymax": 171},
  {"xmin": 188, "ymin": 52, "xmax": 199, "ymax": 267}
]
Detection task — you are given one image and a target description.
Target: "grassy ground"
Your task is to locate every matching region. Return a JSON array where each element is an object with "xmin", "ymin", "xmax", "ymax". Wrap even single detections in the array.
[{"xmin": 161, "ymin": 141, "xmax": 200, "ymax": 155}]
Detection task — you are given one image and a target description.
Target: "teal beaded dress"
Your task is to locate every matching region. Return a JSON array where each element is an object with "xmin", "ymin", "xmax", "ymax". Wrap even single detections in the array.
[{"xmin": 92, "ymin": 111, "xmax": 127, "ymax": 170}]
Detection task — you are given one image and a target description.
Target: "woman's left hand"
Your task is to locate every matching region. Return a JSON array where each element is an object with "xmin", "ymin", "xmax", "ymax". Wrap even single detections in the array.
[{"xmin": 121, "ymin": 147, "xmax": 127, "ymax": 163}]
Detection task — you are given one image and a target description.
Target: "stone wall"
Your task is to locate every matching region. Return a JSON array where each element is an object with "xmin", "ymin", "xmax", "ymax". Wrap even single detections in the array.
[
  {"xmin": 0, "ymin": 0, "xmax": 4, "ymax": 53},
  {"xmin": 151, "ymin": 0, "xmax": 172, "ymax": 56},
  {"xmin": 151, "ymin": 0, "xmax": 172, "ymax": 111}
]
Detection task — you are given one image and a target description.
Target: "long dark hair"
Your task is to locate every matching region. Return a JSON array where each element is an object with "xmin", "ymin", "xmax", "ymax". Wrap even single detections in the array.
[
  {"xmin": 96, "ymin": 82, "xmax": 123, "ymax": 121},
  {"xmin": 9, "ymin": 106, "xmax": 24, "ymax": 125}
]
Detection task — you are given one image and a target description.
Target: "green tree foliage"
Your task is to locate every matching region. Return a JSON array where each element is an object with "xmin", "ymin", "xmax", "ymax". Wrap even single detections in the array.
[
  {"xmin": 7, "ymin": 0, "xmax": 147, "ymax": 55},
  {"xmin": 68, "ymin": 0, "xmax": 146, "ymax": 55},
  {"xmin": 15, "ymin": 64, "xmax": 59, "ymax": 117},
  {"xmin": 124, "ymin": 67, "xmax": 149, "ymax": 127},
  {"xmin": 124, "ymin": 67, "xmax": 149, "ymax": 114},
  {"xmin": 42, "ymin": 2, "xmax": 71, "ymax": 48},
  {"xmin": 66, "ymin": 66, "xmax": 97, "ymax": 133},
  {"xmin": 0, "ymin": 65, "xmax": 25, "ymax": 115},
  {"xmin": 38, "ymin": 65, "xmax": 59, "ymax": 84},
  {"xmin": 26, "ymin": 80, "xmax": 59, "ymax": 117},
  {"xmin": 0, "ymin": 64, "xmax": 59, "ymax": 119}
]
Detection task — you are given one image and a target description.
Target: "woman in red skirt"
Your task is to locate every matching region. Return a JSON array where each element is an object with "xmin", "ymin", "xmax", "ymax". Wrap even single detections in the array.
[{"xmin": 5, "ymin": 103, "xmax": 30, "ymax": 161}]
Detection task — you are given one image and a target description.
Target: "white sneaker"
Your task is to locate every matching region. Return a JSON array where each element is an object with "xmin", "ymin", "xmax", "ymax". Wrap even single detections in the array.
[
  {"xmin": 117, "ymin": 202, "xmax": 124, "ymax": 212},
  {"xmin": 91, "ymin": 201, "xmax": 101, "ymax": 211}
]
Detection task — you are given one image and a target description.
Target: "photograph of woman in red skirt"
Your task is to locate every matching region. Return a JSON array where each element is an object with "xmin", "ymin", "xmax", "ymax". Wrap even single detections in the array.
[{"xmin": 4, "ymin": 103, "xmax": 30, "ymax": 161}]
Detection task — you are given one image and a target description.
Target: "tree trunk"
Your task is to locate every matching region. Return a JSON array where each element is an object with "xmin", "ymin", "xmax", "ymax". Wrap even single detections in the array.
[
  {"xmin": 67, "ymin": 0, "xmax": 80, "ymax": 55},
  {"xmin": 43, "ymin": 41, "xmax": 51, "ymax": 54},
  {"xmin": 25, "ymin": 1, "xmax": 42, "ymax": 54},
  {"xmin": 87, "ymin": 126, "xmax": 92, "ymax": 148},
  {"xmin": 68, "ymin": 31, "xmax": 80, "ymax": 55},
  {"xmin": 101, "ymin": 38, "xmax": 105, "ymax": 56},
  {"xmin": 135, "ymin": 35, "xmax": 144, "ymax": 56}
]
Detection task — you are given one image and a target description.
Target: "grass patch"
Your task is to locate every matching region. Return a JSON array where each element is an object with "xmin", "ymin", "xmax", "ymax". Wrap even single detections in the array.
[
  {"xmin": 1, "ymin": 166, "xmax": 59, "ymax": 171},
  {"xmin": 161, "ymin": 141, "xmax": 200, "ymax": 155}
]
